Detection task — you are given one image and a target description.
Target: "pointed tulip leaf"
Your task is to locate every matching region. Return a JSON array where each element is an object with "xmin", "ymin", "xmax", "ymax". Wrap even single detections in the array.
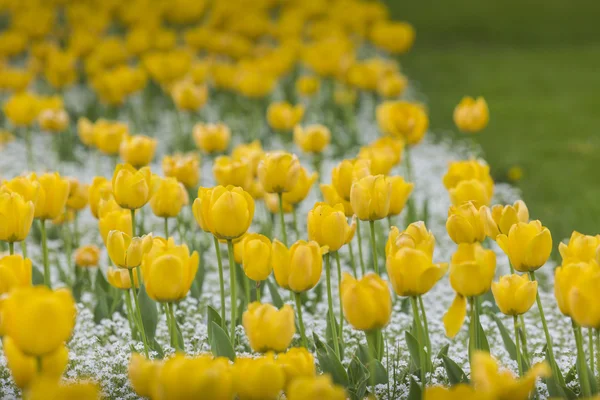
[
  {"xmin": 32, "ymin": 266, "xmax": 44, "ymax": 285},
  {"xmin": 437, "ymin": 343, "xmax": 449, "ymax": 359},
  {"xmin": 137, "ymin": 285, "xmax": 158, "ymax": 341},
  {"xmin": 267, "ymin": 278, "xmax": 284, "ymax": 308},
  {"xmin": 209, "ymin": 321, "xmax": 235, "ymax": 361},
  {"xmin": 207, "ymin": 305, "xmax": 223, "ymax": 343},
  {"xmin": 405, "ymin": 330, "xmax": 421, "ymax": 369},
  {"xmin": 442, "ymin": 354, "xmax": 469, "ymax": 384},
  {"xmin": 406, "ymin": 377, "xmax": 422, "ymax": 400}
]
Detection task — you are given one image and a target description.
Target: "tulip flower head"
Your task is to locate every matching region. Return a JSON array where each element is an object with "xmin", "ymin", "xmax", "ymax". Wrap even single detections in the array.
[
  {"xmin": 242, "ymin": 302, "xmax": 296, "ymax": 353},
  {"xmin": 559, "ymin": 231, "xmax": 600, "ymax": 265},
  {"xmin": 350, "ymin": 174, "xmax": 391, "ymax": 221},
  {"xmin": 0, "ymin": 254, "xmax": 32, "ymax": 294},
  {"xmin": 293, "ymin": 124, "xmax": 330, "ymax": 154},
  {"xmin": 111, "ymin": 164, "xmax": 153, "ymax": 210},
  {"xmin": 241, "ymin": 233, "xmax": 272, "ymax": 281},
  {"xmin": 307, "ymin": 202, "xmax": 356, "ymax": 252},
  {"xmin": 296, "ymin": 75, "xmax": 320, "ymax": 97},
  {"xmin": 491, "ymin": 274, "xmax": 538, "ymax": 316},
  {"xmin": 568, "ymin": 264, "xmax": 600, "ymax": 328},
  {"xmin": 272, "ymin": 239, "xmax": 326, "ymax": 292},
  {"xmin": 496, "ymin": 220, "xmax": 552, "ymax": 273},
  {"xmin": 0, "ymin": 192, "xmax": 34, "ymax": 242},
  {"xmin": 446, "ymin": 201, "xmax": 487, "ymax": 244},
  {"xmin": 267, "ymin": 101, "xmax": 304, "ymax": 132},
  {"xmin": 119, "ymin": 135, "xmax": 157, "ymax": 168},
  {"xmin": 453, "ymin": 96, "xmax": 489, "ymax": 134},
  {"xmin": 386, "ymin": 176, "xmax": 414, "ymax": 216},
  {"xmin": 443, "ymin": 159, "xmax": 494, "ymax": 209},
  {"xmin": 257, "ymin": 151, "xmax": 302, "ymax": 194},
  {"xmin": 213, "ymin": 155, "xmax": 253, "ymax": 189},
  {"xmin": 286, "ymin": 375, "xmax": 347, "ymax": 400},
  {"xmin": 276, "ymin": 347, "xmax": 316, "ymax": 388},
  {"xmin": 107, "ymin": 267, "xmax": 139, "ymax": 290},
  {"xmin": 341, "ymin": 272, "xmax": 392, "ymax": 331},
  {"xmin": 319, "ymin": 184, "xmax": 353, "ymax": 217},
  {"xmin": 150, "ymin": 176, "xmax": 187, "ymax": 218},
  {"xmin": 162, "ymin": 153, "xmax": 200, "ymax": 189},
  {"xmin": 38, "ymin": 108, "xmax": 69, "ymax": 133},
  {"xmin": 386, "ymin": 221, "xmax": 435, "ymax": 258},
  {"xmin": 481, "ymin": 200, "xmax": 529, "ymax": 238},
  {"xmin": 386, "ymin": 246, "xmax": 447, "ymax": 297},
  {"xmin": 99, "ymin": 209, "xmax": 132, "ymax": 246},
  {"xmin": 233, "ymin": 355, "xmax": 286, "ymax": 400},
  {"xmin": 128, "ymin": 353, "xmax": 162, "ymax": 399},
  {"xmin": 331, "ymin": 158, "xmax": 371, "ymax": 201},
  {"xmin": 74, "ymin": 245, "xmax": 101, "ymax": 268},
  {"xmin": 88, "ymin": 177, "xmax": 112, "ymax": 219},
  {"xmin": 107, "ymin": 231, "xmax": 153, "ymax": 269},
  {"xmin": 376, "ymin": 100, "xmax": 428, "ymax": 145},
  {"xmin": 193, "ymin": 122, "xmax": 231, "ymax": 154}
]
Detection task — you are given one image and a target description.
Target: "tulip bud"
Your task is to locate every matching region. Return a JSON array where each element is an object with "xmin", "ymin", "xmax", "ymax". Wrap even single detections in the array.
[
  {"xmin": 272, "ymin": 240, "xmax": 325, "ymax": 293},
  {"xmin": 242, "ymin": 233, "xmax": 272, "ymax": 281},
  {"xmin": 98, "ymin": 210, "xmax": 132, "ymax": 246},
  {"xmin": 267, "ymin": 101, "xmax": 304, "ymax": 132},
  {"xmin": 0, "ymin": 255, "xmax": 32, "ymax": 295},
  {"xmin": 193, "ymin": 122, "xmax": 231, "ymax": 154},
  {"xmin": 386, "ymin": 176, "xmax": 414, "ymax": 216},
  {"xmin": 243, "ymin": 302, "xmax": 296, "ymax": 353},
  {"xmin": 88, "ymin": 177, "xmax": 112, "ymax": 219},
  {"xmin": 341, "ymin": 272, "xmax": 392, "ymax": 331},
  {"xmin": 233, "ymin": 355, "xmax": 286, "ymax": 400},
  {"xmin": 112, "ymin": 164, "xmax": 153, "ymax": 210},
  {"xmin": 287, "ymin": 375, "xmax": 347, "ymax": 400},
  {"xmin": 107, "ymin": 266, "xmax": 139, "ymax": 290},
  {"xmin": 491, "ymin": 274, "xmax": 538, "ymax": 316},
  {"xmin": 162, "ymin": 153, "xmax": 200, "ymax": 189},
  {"xmin": 558, "ymin": 231, "xmax": 600, "ymax": 265},
  {"xmin": 375, "ymin": 101, "xmax": 428, "ymax": 145},
  {"xmin": 331, "ymin": 159, "xmax": 371, "ymax": 201},
  {"xmin": 213, "ymin": 156, "xmax": 252, "ymax": 189},
  {"xmin": 276, "ymin": 347, "xmax": 316, "ymax": 388},
  {"xmin": 307, "ymin": 202, "xmax": 356, "ymax": 252},
  {"xmin": 350, "ymin": 174, "xmax": 391, "ymax": 221},
  {"xmin": 0, "ymin": 192, "xmax": 34, "ymax": 242},
  {"xmin": 119, "ymin": 135, "xmax": 157, "ymax": 168},
  {"xmin": 128, "ymin": 353, "xmax": 162, "ymax": 399},
  {"xmin": 36, "ymin": 172, "xmax": 71, "ymax": 220},
  {"xmin": 496, "ymin": 221, "xmax": 552, "ymax": 272},
  {"xmin": 446, "ymin": 202, "xmax": 487, "ymax": 244},
  {"xmin": 453, "ymin": 96, "xmax": 489, "ymax": 133},
  {"xmin": 293, "ymin": 124, "xmax": 330, "ymax": 154},
  {"xmin": 150, "ymin": 177, "xmax": 186, "ymax": 218},
  {"xmin": 386, "ymin": 247, "xmax": 447, "ymax": 297},
  {"xmin": 107, "ymin": 231, "xmax": 153, "ymax": 269},
  {"xmin": 257, "ymin": 151, "xmax": 301, "ymax": 194}
]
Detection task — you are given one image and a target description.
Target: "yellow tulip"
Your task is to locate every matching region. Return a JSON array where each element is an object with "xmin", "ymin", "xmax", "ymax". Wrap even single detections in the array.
[
  {"xmin": 286, "ymin": 375, "xmax": 346, "ymax": 400},
  {"xmin": 370, "ymin": 21, "xmax": 415, "ymax": 54},
  {"xmin": 386, "ymin": 221, "xmax": 436, "ymax": 258},
  {"xmin": 162, "ymin": 153, "xmax": 200, "ymax": 189},
  {"xmin": 331, "ymin": 158, "xmax": 371, "ymax": 201},
  {"xmin": 65, "ymin": 178, "xmax": 88, "ymax": 211},
  {"xmin": 446, "ymin": 201, "xmax": 487, "ymax": 244},
  {"xmin": 264, "ymin": 193, "xmax": 294, "ymax": 214},
  {"xmin": 3, "ymin": 92, "xmax": 39, "ymax": 127},
  {"xmin": 38, "ymin": 108, "xmax": 69, "ymax": 133},
  {"xmin": 267, "ymin": 101, "xmax": 304, "ymax": 132},
  {"xmin": 568, "ymin": 264, "xmax": 600, "ymax": 328},
  {"xmin": 107, "ymin": 231, "xmax": 153, "ymax": 269},
  {"xmin": 282, "ymin": 166, "xmax": 318, "ymax": 206},
  {"xmin": 2, "ymin": 286, "xmax": 76, "ymax": 355},
  {"xmin": 27, "ymin": 378, "xmax": 101, "ymax": 400},
  {"xmin": 98, "ymin": 209, "xmax": 132, "ymax": 246},
  {"xmin": 233, "ymin": 355, "xmax": 285, "ymax": 400},
  {"xmin": 150, "ymin": 177, "xmax": 187, "ymax": 218},
  {"xmin": 453, "ymin": 96, "xmax": 489, "ymax": 133},
  {"xmin": 0, "ymin": 192, "xmax": 34, "ymax": 242},
  {"xmin": 88, "ymin": 177, "xmax": 112, "ymax": 219},
  {"xmin": 242, "ymin": 233, "xmax": 272, "ymax": 281},
  {"xmin": 193, "ymin": 122, "xmax": 231, "ymax": 154},
  {"xmin": 272, "ymin": 240, "xmax": 325, "ymax": 292},
  {"xmin": 213, "ymin": 156, "xmax": 252, "ymax": 189},
  {"xmin": 559, "ymin": 231, "xmax": 600, "ymax": 264},
  {"xmin": 370, "ymin": 136, "xmax": 405, "ymax": 165},
  {"xmin": 231, "ymin": 140, "xmax": 264, "ymax": 175},
  {"xmin": 481, "ymin": 200, "xmax": 529, "ymax": 238},
  {"xmin": 107, "ymin": 266, "xmax": 139, "ymax": 290},
  {"xmin": 119, "ymin": 135, "xmax": 157, "ymax": 168},
  {"xmin": 443, "ymin": 159, "xmax": 494, "ymax": 207},
  {"xmin": 471, "ymin": 351, "xmax": 550, "ymax": 399},
  {"xmin": 376, "ymin": 101, "xmax": 428, "ymax": 145},
  {"xmin": 112, "ymin": 164, "xmax": 153, "ymax": 210},
  {"xmin": 242, "ymin": 302, "xmax": 296, "ymax": 353},
  {"xmin": 276, "ymin": 347, "xmax": 316, "ymax": 388},
  {"xmin": 74, "ymin": 245, "xmax": 101, "ymax": 268},
  {"xmin": 77, "ymin": 117, "xmax": 95, "ymax": 147},
  {"xmin": 141, "ymin": 237, "xmax": 199, "ymax": 302},
  {"xmin": 93, "ymin": 119, "xmax": 128, "ymax": 155},
  {"xmin": 296, "ymin": 75, "xmax": 320, "ymax": 97},
  {"xmin": 319, "ymin": 184, "xmax": 353, "ymax": 217},
  {"xmin": 334, "ymin": 86, "xmax": 358, "ymax": 106},
  {"xmin": 386, "ymin": 247, "xmax": 447, "ymax": 297},
  {"xmin": 257, "ymin": 151, "xmax": 301, "ymax": 194},
  {"xmin": 350, "ymin": 174, "xmax": 391, "ymax": 221},
  {"xmin": 386, "ymin": 176, "xmax": 414, "ymax": 216},
  {"xmin": 293, "ymin": 124, "xmax": 330, "ymax": 154},
  {"xmin": 448, "ymin": 179, "xmax": 492, "ymax": 208},
  {"xmin": 1, "ymin": 174, "xmax": 41, "ymax": 208},
  {"xmin": 496, "ymin": 221, "xmax": 552, "ymax": 272},
  {"xmin": 307, "ymin": 202, "xmax": 356, "ymax": 252},
  {"xmin": 341, "ymin": 272, "xmax": 391, "ymax": 331},
  {"xmin": 128, "ymin": 353, "xmax": 162, "ymax": 399},
  {"xmin": 35, "ymin": 173, "xmax": 70, "ymax": 220},
  {"xmin": 0, "ymin": 254, "xmax": 32, "ymax": 294},
  {"xmin": 171, "ymin": 80, "xmax": 208, "ymax": 111},
  {"xmin": 3, "ymin": 337, "xmax": 68, "ymax": 389},
  {"xmin": 357, "ymin": 145, "xmax": 396, "ymax": 175},
  {"xmin": 377, "ymin": 73, "xmax": 408, "ymax": 98},
  {"xmin": 491, "ymin": 274, "xmax": 538, "ymax": 316},
  {"xmin": 192, "ymin": 185, "xmax": 255, "ymax": 240},
  {"xmin": 423, "ymin": 384, "xmax": 480, "ymax": 400}
]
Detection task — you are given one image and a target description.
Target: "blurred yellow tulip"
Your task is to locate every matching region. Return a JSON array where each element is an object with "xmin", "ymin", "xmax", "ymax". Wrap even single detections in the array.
[
  {"xmin": 88, "ymin": 177, "xmax": 112, "ymax": 219},
  {"xmin": 98, "ymin": 209, "xmax": 132, "ymax": 246},
  {"xmin": 38, "ymin": 108, "xmax": 69, "ymax": 133},
  {"xmin": 376, "ymin": 101, "xmax": 428, "ymax": 145},
  {"xmin": 496, "ymin": 221, "xmax": 552, "ymax": 272},
  {"xmin": 453, "ymin": 96, "xmax": 489, "ymax": 133},
  {"xmin": 272, "ymin": 239, "xmax": 325, "ymax": 292},
  {"xmin": 257, "ymin": 151, "xmax": 301, "ymax": 194},
  {"xmin": 119, "ymin": 135, "xmax": 157, "ymax": 168},
  {"xmin": 162, "ymin": 153, "xmax": 200, "ymax": 189},
  {"xmin": 386, "ymin": 221, "xmax": 435, "ymax": 258},
  {"xmin": 241, "ymin": 233, "xmax": 272, "ymax": 281},
  {"xmin": 93, "ymin": 119, "xmax": 128, "ymax": 155},
  {"xmin": 267, "ymin": 101, "xmax": 304, "ymax": 132},
  {"xmin": 319, "ymin": 184, "xmax": 353, "ymax": 217},
  {"xmin": 386, "ymin": 176, "xmax": 414, "ymax": 216},
  {"xmin": 107, "ymin": 267, "xmax": 139, "ymax": 290},
  {"xmin": 386, "ymin": 247, "xmax": 447, "ymax": 297},
  {"xmin": 107, "ymin": 231, "xmax": 153, "ymax": 269},
  {"xmin": 559, "ymin": 231, "xmax": 600, "ymax": 265},
  {"xmin": 74, "ymin": 245, "xmax": 101, "ymax": 268},
  {"xmin": 307, "ymin": 202, "xmax": 356, "ymax": 252},
  {"xmin": 112, "ymin": 164, "xmax": 153, "ymax": 210},
  {"xmin": 491, "ymin": 274, "xmax": 538, "ymax": 316},
  {"xmin": 193, "ymin": 122, "xmax": 231, "ymax": 154},
  {"xmin": 233, "ymin": 355, "xmax": 285, "ymax": 400},
  {"xmin": 171, "ymin": 80, "xmax": 208, "ymax": 111},
  {"xmin": 243, "ymin": 302, "xmax": 295, "ymax": 353},
  {"xmin": 331, "ymin": 158, "xmax": 371, "ymax": 201},
  {"xmin": 293, "ymin": 124, "xmax": 330, "ymax": 154},
  {"xmin": 0, "ymin": 255, "xmax": 32, "ymax": 294},
  {"xmin": 150, "ymin": 177, "xmax": 187, "ymax": 218},
  {"xmin": 341, "ymin": 272, "xmax": 391, "ymax": 331},
  {"xmin": 0, "ymin": 192, "xmax": 34, "ymax": 242},
  {"xmin": 296, "ymin": 75, "xmax": 320, "ymax": 97},
  {"xmin": 350, "ymin": 174, "xmax": 391, "ymax": 221},
  {"xmin": 213, "ymin": 156, "xmax": 252, "ymax": 189},
  {"xmin": 276, "ymin": 347, "xmax": 316, "ymax": 388},
  {"xmin": 287, "ymin": 375, "xmax": 346, "ymax": 400}
]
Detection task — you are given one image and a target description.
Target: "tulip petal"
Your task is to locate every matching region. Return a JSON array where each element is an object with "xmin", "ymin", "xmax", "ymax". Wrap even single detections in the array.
[{"xmin": 443, "ymin": 294, "xmax": 466, "ymax": 338}]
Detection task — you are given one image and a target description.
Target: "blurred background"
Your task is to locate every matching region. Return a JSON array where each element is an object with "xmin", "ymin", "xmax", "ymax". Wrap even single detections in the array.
[{"xmin": 388, "ymin": 0, "xmax": 600, "ymax": 252}]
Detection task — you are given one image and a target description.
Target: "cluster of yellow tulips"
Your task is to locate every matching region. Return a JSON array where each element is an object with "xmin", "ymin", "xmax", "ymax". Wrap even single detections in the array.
[{"xmin": 0, "ymin": 0, "xmax": 594, "ymax": 399}]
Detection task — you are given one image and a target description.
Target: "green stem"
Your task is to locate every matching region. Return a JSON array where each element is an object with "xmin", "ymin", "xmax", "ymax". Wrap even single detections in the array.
[
  {"xmin": 164, "ymin": 217, "xmax": 169, "ymax": 238},
  {"xmin": 36, "ymin": 356, "xmax": 42, "ymax": 373},
  {"xmin": 278, "ymin": 193, "xmax": 287, "ymax": 246},
  {"xmin": 124, "ymin": 289, "xmax": 138, "ymax": 340},
  {"xmin": 596, "ymin": 329, "xmax": 600, "ymax": 388},
  {"xmin": 292, "ymin": 207, "xmax": 299, "ymax": 239},
  {"xmin": 24, "ymin": 126, "xmax": 33, "ymax": 170},
  {"xmin": 227, "ymin": 240, "xmax": 237, "ymax": 347},
  {"xmin": 325, "ymin": 253, "xmax": 340, "ymax": 358},
  {"xmin": 418, "ymin": 296, "xmax": 431, "ymax": 361},
  {"xmin": 590, "ymin": 328, "xmax": 595, "ymax": 378},
  {"xmin": 365, "ymin": 330, "xmax": 379, "ymax": 396},
  {"xmin": 168, "ymin": 302, "xmax": 181, "ymax": 350},
  {"xmin": 468, "ymin": 297, "xmax": 476, "ymax": 362},
  {"xmin": 21, "ymin": 240, "xmax": 27, "ymax": 258},
  {"xmin": 73, "ymin": 209, "xmax": 80, "ymax": 247},
  {"xmin": 519, "ymin": 314, "xmax": 530, "ymax": 362},
  {"xmin": 356, "ymin": 220, "xmax": 366, "ymax": 276},
  {"xmin": 294, "ymin": 292, "xmax": 308, "ymax": 348},
  {"xmin": 213, "ymin": 236, "xmax": 226, "ymax": 331},
  {"xmin": 40, "ymin": 220, "xmax": 50, "ymax": 288},
  {"xmin": 529, "ymin": 271, "xmax": 559, "ymax": 379},
  {"xmin": 256, "ymin": 281, "xmax": 261, "ymax": 302},
  {"xmin": 335, "ymin": 251, "xmax": 344, "ymax": 347},
  {"xmin": 244, "ymin": 274, "xmax": 250, "ymax": 306},
  {"xmin": 131, "ymin": 209, "xmax": 136, "ymax": 237},
  {"xmin": 63, "ymin": 224, "xmax": 73, "ymax": 282},
  {"xmin": 574, "ymin": 322, "xmax": 591, "ymax": 397},
  {"xmin": 410, "ymin": 296, "xmax": 426, "ymax": 388},
  {"xmin": 369, "ymin": 220, "xmax": 379, "ymax": 274},
  {"xmin": 128, "ymin": 275, "xmax": 149, "ymax": 357},
  {"xmin": 514, "ymin": 315, "xmax": 523, "ymax": 376},
  {"xmin": 348, "ymin": 240, "xmax": 357, "ymax": 277},
  {"xmin": 8, "ymin": 242, "xmax": 14, "ymax": 255}
]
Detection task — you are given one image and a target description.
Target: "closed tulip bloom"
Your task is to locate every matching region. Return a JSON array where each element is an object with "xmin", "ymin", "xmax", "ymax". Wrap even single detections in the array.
[
  {"xmin": 357, "ymin": 145, "xmax": 396, "ymax": 175},
  {"xmin": 192, "ymin": 185, "xmax": 255, "ymax": 240},
  {"xmin": 386, "ymin": 176, "xmax": 414, "ymax": 216},
  {"xmin": 272, "ymin": 240, "xmax": 325, "ymax": 292},
  {"xmin": 386, "ymin": 221, "xmax": 436, "ymax": 258},
  {"xmin": 448, "ymin": 179, "xmax": 492, "ymax": 208},
  {"xmin": 141, "ymin": 237, "xmax": 200, "ymax": 302},
  {"xmin": 99, "ymin": 209, "xmax": 132, "ymax": 246},
  {"xmin": 38, "ymin": 108, "xmax": 69, "ymax": 133},
  {"xmin": 1, "ymin": 175, "xmax": 41, "ymax": 208},
  {"xmin": 242, "ymin": 233, "xmax": 272, "ymax": 281},
  {"xmin": 453, "ymin": 96, "xmax": 489, "ymax": 133},
  {"xmin": 27, "ymin": 378, "xmax": 101, "ymax": 400},
  {"xmin": 559, "ymin": 231, "xmax": 600, "ymax": 264},
  {"xmin": 119, "ymin": 135, "xmax": 157, "ymax": 168},
  {"xmin": 0, "ymin": 192, "xmax": 34, "ymax": 242},
  {"xmin": 93, "ymin": 119, "xmax": 128, "ymax": 155},
  {"xmin": 3, "ymin": 92, "xmax": 39, "ymax": 127},
  {"xmin": 350, "ymin": 174, "xmax": 391, "ymax": 221},
  {"xmin": 193, "ymin": 122, "xmax": 231, "ymax": 154},
  {"xmin": 162, "ymin": 153, "xmax": 200, "ymax": 189},
  {"xmin": 370, "ymin": 21, "xmax": 415, "ymax": 54},
  {"xmin": 491, "ymin": 274, "xmax": 538, "ymax": 316},
  {"xmin": 64, "ymin": 178, "xmax": 88, "ymax": 212},
  {"xmin": 370, "ymin": 136, "xmax": 405, "ymax": 165},
  {"xmin": 3, "ymin": 337, "xmax": 68, "ymax": 389},
  {"xmin": 267, "ymin": 101, "xmax": 304, "ymax": 132},
  {"xmin": 0, "ymin": 255, "xmax": 32, "ymax": 294},
  {"xmin": 377, "ymin": 73, "xmax": 408, "ymax": 98},
  {"xmin": 308, "ymin": 202, "xmax": 356, "ymax": 252},
  {"xmin": 287, "ymin": 375, "xmax": 346, "ymax": 400},
  {"xmin": 107, "ymin": 231, "xmax": 153, "ymax": 269},
  {"xmin": 341, "ymin": 272, "xmax": 392, "ymax": 331},
  {"xmin": 569, "ymin": 267, "xmax": 600, "ymax": 328},
  {"xmin": 471, "ymin": 351, "xmax": 550, "ymax": 400},
  {"xmin": 112, "ymin": 164, "xmax": 153, "ymax": 210},
  {"xmin": 296, "ymin": 75, "xmax": 320, "ymax": 97},
  {"xmin": 107, "ymin": 266, "xmax": 139, "ymax": 290},
  {"xmin": 74, "ymin": 245, "xmax": 100, "ymax": 268},
  {"xmin": 243, "ymin": 302, "xmax": 296, "ymax": 353},
  {"xmin": 232, "ymin": 140, "xmax": 264, "ymax": 175},
  {"xmin": 446, "ymin": 202, "xmax": 487, "ymax": 244},
  {"xmin": 33, "ymin": 173, "xmax": 70, "ymax": 220},
  {"xmin": 2, "ymin": 286, "xmax": 76, "ymax": 355},
  {"xmin": 496, "ymin": 221, "xmax": 552, "ymax": 272},
  {"xmin": 257, "ymin": 151, "xmax": 301, "ymax": 194},
  {"xmin": 264, "ymin": 193, "xmax": 294, "ymax": 214},
  {"xmin": 213, "ymin": 156, "xmax": 252, "ymax": 189},
  {"xmin": 386, "ymin": 247, "xmax": 447, "ymax": 297},
  {"xmin": 443, "ymin": 160, "xmax": 494, "ymax": 203},
  {"xmin": 319, "ymin": 184, "xmax": 353, "ymax": 217},
  {"xmin": 376, "ymin": 101, "xmax": 428, "ymax": 145},
  {"xmin": 88, "ymin": 177, "xmax": 112, "ymax": 219},
  {"xmin": 233, "ymin": 356, "xmax": 286, "ymax": 400},
  {"xmin": 171, "ymin": 80, "xmax": 208, "ymax": 111},
  {"xmin": 331, "ymin": 158, "xmax": 371, "ymax": 201},
  {"xmin": 150, "ymin": 177, "xmax": 186, "ymax": 218},
  {"xmin": 282, "ymin": 166, "xmax": 318, "ymax": 206},
  {"xmin": 77, "ymin": 117, "xmax": 95, "ymax": 147},
  {"xmin": 481, "ymin": 200, "xmax": 529, "ymax": 238},
  {"xmin": 128, "ymin": 353, "xmax": 162, "ymax": 399},
  {"xmin": 276, "ymin": 347, "xmax": 316, "ymax": 388},
  {"xmin": 293, "ymin": 124, "xmax": 330, "ymax": 154}
]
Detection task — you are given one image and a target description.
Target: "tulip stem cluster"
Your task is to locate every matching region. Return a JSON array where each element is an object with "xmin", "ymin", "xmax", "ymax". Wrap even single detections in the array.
[
  {"xmin": 124, "ymin": 291, "xmax": 138, "ymax": 341},
  {"xmin": 410, "ymin": 296, "xmax": 427, "ymax": 389},
  {"xmin": 325, "ymin": 253, "xmax": 340, "ymax": 358},
  {"xmin": 573, "ymin": 321, "xmax": 592, "ymax": 397},
  {"xmin": 369, "ymin": 220, "xmax": 379, "ymax": 274},
  {"xmin": 129, "ymin": 269, "xmax": 149, "ymax": 358},
  {"xmin": 294, "ymin": 292, "xmax": 308, "ymax": 348},
  {"xmin": 39, "ymin": 220, "xmax": 50, "ymax": 288},
  {"xmin": 227, "ymin": 240, "xmax": 237, "ymax": 346},
  {"xmin": 8, "ymin": 241, "xmax": 14, "ymax": 255},
  {"xmin": 347, "ymin": 241, "xmax": 357, "ymax": 277},
  {"xmin": 529, "ymin": 271, "xmax": 559, "ymax": 378},
  {"xmin": 166, "ymin": 302, "xmax": 181, "ymax": 350},
  {"xmin": 213, "ymin": 236, "xmax": 226, "ymax": 331},
  {"xmin": 278, "ymin": 193, "xmax": 288, "ymax": 246}
]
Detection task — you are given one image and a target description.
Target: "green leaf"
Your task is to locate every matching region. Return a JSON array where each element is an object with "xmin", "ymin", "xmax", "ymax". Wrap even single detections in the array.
[
  {"xmin": 190, "ymin": 262, "xmax": 205, "ymax": 299},
  {"xmin": 441, "ymin": 355, "xmax": 469, "ymax": 384},
  {"xmin": 476, "ymin": 317, "xmax": 490, "ymax": 352},
  {"xmin": 137, "ymin": 285, "xmax": 158, "ymax": 341},
  {"xmin": 545, "ymin": 376, "xmax": 577, "ymax": 399},
  {"xmin": 491, "ymin": 314, "xmax": 530, "ymax": 371},
  {"xmin": 93, "ymin": 296, "xmax": 109, "ymax": 324},
  {"xmin": 326, "ymin": 308, "xmax": 344, "ymax": 359},
  {"xmin": 267, "ymin": 278, "xmax": 284, "ymax": 308},
  {"xmin": 346, "ymin": 357, "xmax": 368, "ymax": 400},
  {"xmin": 545, "ymin": 346, "xmax": 566, "ymax": 386},
  {"xmin": 32, "ymin": 266, "xmax": 44, "ymax": 285},
  {"xmin": 437, "ymin": 344, "xmax": 449, "ymax": 358},
  {"xmin": 95, "ymin": 268, "xmax": 110, "ymax": 294},
  {"xmin": 209, "ymin": 321, "xmax": 235, "ymax": 361},
  {"xmin": 421, "ymin": 197, "xmax": 429, "ymax": 226},
  {"xmin": 150, "ymin": 337, "xmax": 164, "ymax": 359},
  {"xmin": 206, "ymin": 305, "xmax": 223, "ymax": 343},
  {"xmin": 356, "ymin": 344, "xmax": 388, "ymax": 384},
  {"xmin": 313, "ymin": 334, "xmax": 349, "ymax": 387},
  {"xmin": 405, "ymin": 330, "xmax": 421, "ymax": 370},
  {"xmin": 406, "ymin": 377, "xmax": 422, "ymax": 400}
]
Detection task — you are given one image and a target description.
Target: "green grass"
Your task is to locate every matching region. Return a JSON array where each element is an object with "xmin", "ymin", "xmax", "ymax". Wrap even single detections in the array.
[{"xmin": 387, "ymin": 0, "xmax": 600, "ymax": 246}]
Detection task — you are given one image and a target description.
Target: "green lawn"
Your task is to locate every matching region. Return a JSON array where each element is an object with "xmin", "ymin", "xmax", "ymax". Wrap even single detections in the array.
[{"xmin": 387, "ymin": 0, "xmax": 600, "ymax": 247}]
